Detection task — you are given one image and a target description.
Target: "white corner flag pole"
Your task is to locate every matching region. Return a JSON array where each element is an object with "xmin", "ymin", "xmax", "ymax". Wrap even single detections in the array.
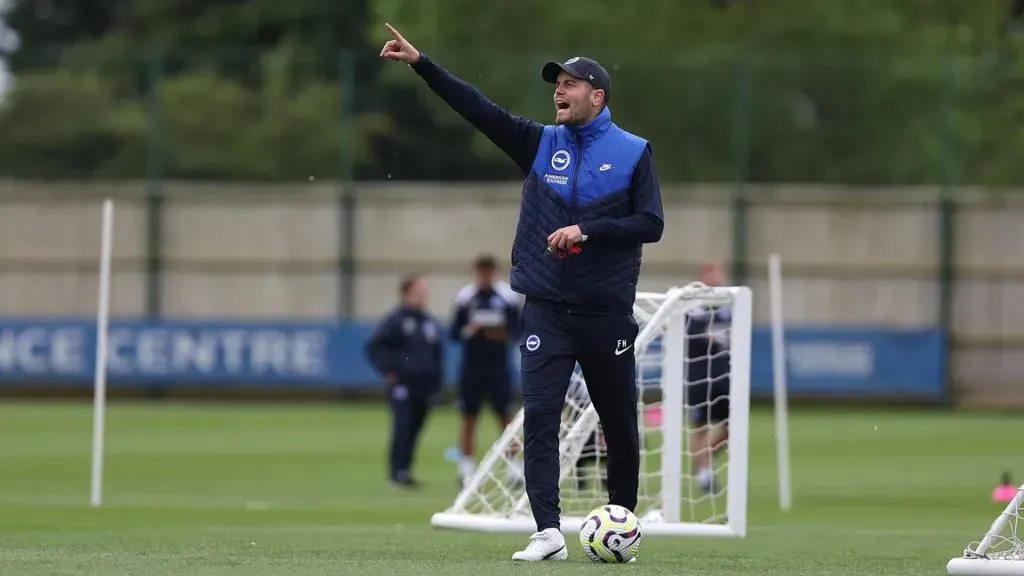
[
  {"xmin": 90, "ymin": 198, "xmax": 114, "ymax": 508},
  {"xmin": 767, "ymin": 253, "xmax": 793, "ymax": 511}
]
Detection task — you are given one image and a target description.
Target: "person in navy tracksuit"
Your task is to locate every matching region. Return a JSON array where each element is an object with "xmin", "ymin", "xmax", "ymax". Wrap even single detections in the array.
[
  {"xmin": 364, "ymin": 273, "xmax": 444, "ymax": 489},
  {"xmin": 449, "ymin": 254, "xmax": 521, "ymax": 486},
  {"xmin": 380, "ymin": 24, "xmax": 664, "ymax": 561}
]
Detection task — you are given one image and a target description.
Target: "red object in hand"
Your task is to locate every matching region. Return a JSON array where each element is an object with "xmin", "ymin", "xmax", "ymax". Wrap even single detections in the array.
[{"xmin": 551, "ymin": 245, "xmax": 584, "ymax": 259}]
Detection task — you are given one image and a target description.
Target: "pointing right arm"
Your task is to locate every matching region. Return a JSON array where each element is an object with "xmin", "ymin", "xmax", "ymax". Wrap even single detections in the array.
[{"xmin": 411, "ymin": 55, "xmax": 543, "ymax": 175}]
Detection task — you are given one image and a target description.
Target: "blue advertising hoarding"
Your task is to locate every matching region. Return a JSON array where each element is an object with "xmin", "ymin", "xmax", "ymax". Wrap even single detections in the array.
[
  {"xmin": 0, "ymin": 318, "xmax": 946, "ymax": 399},
  {"xmin": 749, "ymin": 328, "xmax": 945, "ymax": 399},
  {"xmin": 0, "ymin": 319, "xmax": 375, "ymax": 387}
]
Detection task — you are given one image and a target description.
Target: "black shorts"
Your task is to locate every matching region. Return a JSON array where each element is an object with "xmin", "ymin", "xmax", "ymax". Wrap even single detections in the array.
[
  {"xmin": 685, "ymin": 351, "xmax": 730, "ymax": 427},
  {"xmin": 457, "ymin": 373, "xmax": 512, "ymax": 417}
]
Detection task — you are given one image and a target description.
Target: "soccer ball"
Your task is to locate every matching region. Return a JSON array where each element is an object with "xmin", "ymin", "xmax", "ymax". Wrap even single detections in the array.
[{"xmin": 579, "ymin": 504, "xmax": 642, "ymax": 563}]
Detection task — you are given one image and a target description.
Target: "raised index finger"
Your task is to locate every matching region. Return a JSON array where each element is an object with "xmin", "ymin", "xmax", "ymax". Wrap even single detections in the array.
[{"xmin": 384, "ymin": 23, "xmax": 405, "ymax": 43}]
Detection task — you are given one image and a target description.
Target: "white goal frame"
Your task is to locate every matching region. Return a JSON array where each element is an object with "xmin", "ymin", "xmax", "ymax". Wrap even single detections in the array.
[
  {"xmin": 430, "ymin": 283, "xmax": 752, "ymax": 537},
  {"xmin": 947, "ymin": 483, "xmax": 1024, "ymax": 575}
]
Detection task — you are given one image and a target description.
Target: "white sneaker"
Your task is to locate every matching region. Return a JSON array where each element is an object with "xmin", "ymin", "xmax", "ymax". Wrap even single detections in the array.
[{"xmin": 511, "ymin": 528, "xmax": 568, "ymax": 561}]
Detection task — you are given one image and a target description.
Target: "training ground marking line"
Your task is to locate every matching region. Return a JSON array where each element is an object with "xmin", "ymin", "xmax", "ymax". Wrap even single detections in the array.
[
  {"xmin": 194, "ymin": 523, "xmax": 979, "ymax": 539},
  {"xmin": 0, "ymin": 492, "xmax": 984, "ymax": 539},
  {"xmin": 0, "ymin": 491, "xmax": 440, "ymax": 511}
]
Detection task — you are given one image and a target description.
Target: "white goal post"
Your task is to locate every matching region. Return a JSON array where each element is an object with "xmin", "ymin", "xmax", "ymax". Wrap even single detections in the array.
[
  {"xmin": 948, "ymin": 484, "xmax": 1024, "ymax": 575},
  {"xmin": 91, "ymin": 198, "xmax": 114, "ymax": 508},
  {"xmin": 767, "ymin": 253, "xmax": 793, "ymax": 512},
  {"xmin": 431, "ymin": 283, "xmax": 752, "ymax": 537}
]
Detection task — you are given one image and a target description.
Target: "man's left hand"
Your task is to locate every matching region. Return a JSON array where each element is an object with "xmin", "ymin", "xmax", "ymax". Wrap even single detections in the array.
[{"xmin": 548, "ymin": 225, "xmax": 584, "ymax": 251}]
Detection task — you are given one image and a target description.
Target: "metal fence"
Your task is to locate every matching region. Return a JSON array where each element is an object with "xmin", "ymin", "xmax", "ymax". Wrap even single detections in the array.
[{"xmin": 0, "ymin": 183, "xmax": 1021, "ymax": 405}]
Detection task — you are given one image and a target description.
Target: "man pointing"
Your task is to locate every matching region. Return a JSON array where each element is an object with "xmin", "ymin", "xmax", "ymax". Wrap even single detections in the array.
[{"xmin": 380, "ymin": 23, "xmax": 664, "ymax": 562}]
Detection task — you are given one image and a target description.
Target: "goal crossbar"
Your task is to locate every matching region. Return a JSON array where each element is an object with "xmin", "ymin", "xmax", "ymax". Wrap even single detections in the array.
[{"xmin": 430, "ymin": 512, "xmax": 739, "ymax": 537}]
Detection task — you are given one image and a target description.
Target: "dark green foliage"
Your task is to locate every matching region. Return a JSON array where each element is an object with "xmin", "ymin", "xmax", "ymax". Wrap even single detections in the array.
[{"xmin": 1, "ymin": 0, "xmax": 1024, "ymax": 184}]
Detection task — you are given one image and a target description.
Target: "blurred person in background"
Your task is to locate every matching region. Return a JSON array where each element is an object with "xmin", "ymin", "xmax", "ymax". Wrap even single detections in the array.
[
  {"xmin": 365, "ymin": 274, "xmax": 444, "ymax": 489},
  {"xmin": 685, "ymin": 263, "xmax": 732, "ymax": 494},
  {"xmin": 450, "ymin": 254, "xmax": 521, "ymax": 488}
]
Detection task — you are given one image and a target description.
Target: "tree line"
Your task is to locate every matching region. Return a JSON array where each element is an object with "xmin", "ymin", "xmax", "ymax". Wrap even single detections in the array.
[{"xmin": 1, "ymin": 0, "xmax": 1023, "ymax": 185}]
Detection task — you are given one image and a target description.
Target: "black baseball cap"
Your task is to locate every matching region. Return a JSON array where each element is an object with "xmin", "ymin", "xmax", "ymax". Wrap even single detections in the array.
[{"xmin": 542, "ymin": 57, "xmax": 611, "ymax": 104}]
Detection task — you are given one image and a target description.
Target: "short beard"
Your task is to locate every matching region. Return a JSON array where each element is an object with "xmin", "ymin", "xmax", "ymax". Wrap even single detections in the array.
[{"xmin": 555, "ymin": 107, "xmax": 583, "ymax": 126}]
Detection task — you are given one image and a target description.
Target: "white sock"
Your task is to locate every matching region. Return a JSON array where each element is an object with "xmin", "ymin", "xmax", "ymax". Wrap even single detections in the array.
[
  {"xmin": 459, "ymin": 456, "xmax": 476, "ymax": 480},
  {"xmin": 697, "ymin": 467, "xmax": 713, "ymax": 487},
  {"xmin": 506, "ymin": 458, "xmax": 524, "ymax": 480}
]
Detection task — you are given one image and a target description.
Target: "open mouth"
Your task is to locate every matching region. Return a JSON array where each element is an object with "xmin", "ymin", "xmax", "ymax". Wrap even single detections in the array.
[{"xmin": 556, "ymin": 101, "xmax": 570, "ymax": 111}]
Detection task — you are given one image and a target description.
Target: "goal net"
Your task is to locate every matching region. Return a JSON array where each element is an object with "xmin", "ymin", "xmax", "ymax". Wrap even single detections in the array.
[
  {"xmin": 948, "ymin": 484, "xmax": 1024, "ymax": 575},
  {"xmin": 430, "ymin": 283, "xmax": 752, "ymax": 537}
]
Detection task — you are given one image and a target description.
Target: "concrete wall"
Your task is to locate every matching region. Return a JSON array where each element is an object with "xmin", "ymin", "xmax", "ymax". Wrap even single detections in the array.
[{"xmin": 0, "ymin": 180, "xmax": 1021, "ymax": 404}]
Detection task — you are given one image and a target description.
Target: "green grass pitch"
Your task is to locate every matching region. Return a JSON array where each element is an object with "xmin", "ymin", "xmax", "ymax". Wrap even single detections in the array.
[{"xmin": 0, "ymin": 401, "xmax": 1019, "ymax": 575}]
